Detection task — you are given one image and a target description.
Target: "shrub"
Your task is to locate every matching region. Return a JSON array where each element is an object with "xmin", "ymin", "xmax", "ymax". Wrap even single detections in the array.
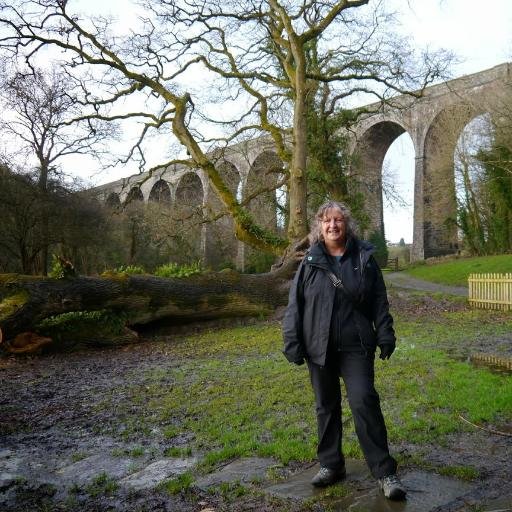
[
  {"xmin": 37, "ymin": 309, "xmax": 128, "ymax": 349},
  {"xmin": 154, "ymin": 261, "xmax": 203, "ymax": 278},
  {"xmin": 49, "ymin": 254, "xmax": 76, "ymax": 279}
]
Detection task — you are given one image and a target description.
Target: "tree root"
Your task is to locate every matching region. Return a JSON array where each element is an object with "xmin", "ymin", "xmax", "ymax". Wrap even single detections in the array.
[
  {"xmin": 458, "ymin": 414, "xmax": 512, "ymax": 437},
  {"xmin": 1, "ymin": 331, "xmax": 53, "ymax": 354}
]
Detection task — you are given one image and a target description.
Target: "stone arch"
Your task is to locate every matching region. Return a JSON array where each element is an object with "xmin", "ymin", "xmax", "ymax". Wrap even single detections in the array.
[
  {"xmin": 204, "ymin": 161, "xmax": 241, "ymax": 269},
  {"xmin": 175, "ymin": 172, "xmax": 204, "ymax": 204},
  {"xmin": 173, "ymin": 172, "xmax": 204, "ymax": 264},
  {"xmin": 220, "ymin": 160, "xmax": 241, "ymax": 197},
  {"xmin": 352, "ymin": 120, "xmax": 410, "ymax": 237},
  {"xmin": 125, "ymin": 186, "xmax": 144, "ymax": 205},
  {"xmin": 148, "ymin": 179, "xmax": 171, "ymax": 203},
  {"xmin": 105, "ymin": 192, "xmax": 121, "ymax": 209},
  {"xmin": 421, "ymin": 103, "xmax": 483, "ymax": 257},
  {"xmin": 382, "ymin": 131, "xmax": 416, "ymax": 245},
  {"xmin": 245, "ymin": 150, "xmax": 284, "ymax": 233},
  {"xmin": 243, "ymin": 150, "xmax": 284, "ymax": 271}
]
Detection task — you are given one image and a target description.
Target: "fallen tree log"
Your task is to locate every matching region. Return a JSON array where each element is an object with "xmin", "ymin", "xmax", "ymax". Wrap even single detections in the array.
[
  {"xmin": 0, "ymin": 268, "xmax": 292, "ymax": 352},
  {"xmin": 0, "ymin": 238, "xmax": 308, "ymax": 353}
]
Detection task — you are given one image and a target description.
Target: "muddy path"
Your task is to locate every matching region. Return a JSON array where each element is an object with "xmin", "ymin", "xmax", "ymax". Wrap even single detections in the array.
[
  {"xmin": 1, "ymin": 288, "xmax": 511, "ymax": 512},
  {"xmin": 385, "ymin": 272, "xmax": 468, "ymax": 297}
]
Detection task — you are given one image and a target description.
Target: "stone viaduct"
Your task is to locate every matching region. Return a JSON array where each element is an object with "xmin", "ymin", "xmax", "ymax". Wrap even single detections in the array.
[
  {"xmin": 94, "ymin": 62, "xmax": 512, "ymax": 267},
  {"xmin": 93, "ymin": 137, "xmax": 285, "ymax": 270}
]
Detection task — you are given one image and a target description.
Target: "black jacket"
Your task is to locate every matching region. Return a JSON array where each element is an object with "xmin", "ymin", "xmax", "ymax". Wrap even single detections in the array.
[{"xmin": 282, "ymin": 238, "xmax": 396, "ymax": 366}]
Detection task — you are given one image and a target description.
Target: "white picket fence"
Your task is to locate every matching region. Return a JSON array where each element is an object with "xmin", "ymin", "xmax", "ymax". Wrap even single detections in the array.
[{"xmin": 468, "ymin": 273, "xmax": 512, "ymax": 311}]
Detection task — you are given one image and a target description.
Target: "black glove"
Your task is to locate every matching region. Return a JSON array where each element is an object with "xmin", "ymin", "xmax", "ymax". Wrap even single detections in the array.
[
  {"xmin": 378, "ymin": 344, "xmax": 395, "ymax": 360},
  {"xmin": 293, "ymin": 358, "xmax": 305, "ymax": 366}
]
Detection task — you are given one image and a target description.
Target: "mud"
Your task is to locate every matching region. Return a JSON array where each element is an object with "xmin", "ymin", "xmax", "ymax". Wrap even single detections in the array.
[
  {"xmin": 0, "ymin": 340, "xmax": 317, "ymax": 512},
  {"xmin": 1, "ymin": 288, "xmax": 511, "ymax": 511}
]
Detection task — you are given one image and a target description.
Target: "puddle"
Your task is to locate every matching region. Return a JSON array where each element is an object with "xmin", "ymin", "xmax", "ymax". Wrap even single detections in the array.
[
  {"xmin": 265, "ymin": 461, "xmax": 474, "ymax": 512},
  {"xmin": 265, "ymin": 459, "xmax": 369, "ymax": 500},
  {"xmin": 331, "ymin": 470, "xmax": 473, "ymax": 511}
]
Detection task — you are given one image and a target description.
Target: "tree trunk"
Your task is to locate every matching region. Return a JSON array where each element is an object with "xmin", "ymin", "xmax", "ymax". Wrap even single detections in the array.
[
  {"xmin": 0, "ymin": 266, "xmax": 296, "ymax": 352},
  {"xmin": 38, "ymin": 162, "xmax": 50, "ymax": 277},
  {"xmin": 286, "ymin": 31, "xmax": 310, "ymax": 242}
]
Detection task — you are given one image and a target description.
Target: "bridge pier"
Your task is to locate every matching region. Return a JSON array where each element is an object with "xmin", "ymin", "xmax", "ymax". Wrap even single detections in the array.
[{"xmin": 411, "ymin": 155, "xmax": 425, "ymax": 261}]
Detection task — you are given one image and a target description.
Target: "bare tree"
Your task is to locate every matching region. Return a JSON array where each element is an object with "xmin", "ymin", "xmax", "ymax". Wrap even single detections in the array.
[
  {"xmin": 0, "ymin": 0, "xmax": 451, "ymax": 259},
  {"xmin": 0, "ymin": 66, "xmax": 114, "ymax": 273},
  {"xmin": 0, "ymin": 164, "xmax": 46, "ymax": 274},
  {"xmin": 455, "ymin": 113, "xmax": 512, "ymax": 254},
  {"xmin": 0, "ymin": 163, "xmax": 108, "ymax": 274}
]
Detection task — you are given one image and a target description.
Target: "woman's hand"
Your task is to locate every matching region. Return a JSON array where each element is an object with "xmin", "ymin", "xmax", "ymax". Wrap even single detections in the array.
[{"xmin": 378, "ymin": 344, "xmax": 395, "ymax": 360}]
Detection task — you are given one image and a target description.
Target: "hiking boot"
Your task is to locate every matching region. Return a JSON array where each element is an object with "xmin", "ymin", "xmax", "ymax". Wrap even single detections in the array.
[
  {"xmin": 311, "ymin": 466, "xmax": 346, "ymax": 487},
  {"xmin": 378, "ymin": 474, "xmax": 406, "ymax": 500}
]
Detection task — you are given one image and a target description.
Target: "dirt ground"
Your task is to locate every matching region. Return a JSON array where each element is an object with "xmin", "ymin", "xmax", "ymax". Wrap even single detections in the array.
[{"xmin": 1, "ymin": 285, "xmax": 511, "ymax": 512}]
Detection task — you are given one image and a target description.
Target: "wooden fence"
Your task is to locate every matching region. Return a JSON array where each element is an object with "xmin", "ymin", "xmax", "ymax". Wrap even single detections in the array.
[
  {"xmin": 468, "ymin": 273, "xmax": 512, "ymax": 311},
  {"xmin": 386, "ymin": 257, "xmax": 399, "ymax": 271}
]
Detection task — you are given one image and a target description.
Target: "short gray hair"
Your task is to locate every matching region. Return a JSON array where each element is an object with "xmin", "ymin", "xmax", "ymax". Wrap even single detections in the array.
[{"xmin": 309, "ymin": 200, "xmax": 358, "ymax": 244}]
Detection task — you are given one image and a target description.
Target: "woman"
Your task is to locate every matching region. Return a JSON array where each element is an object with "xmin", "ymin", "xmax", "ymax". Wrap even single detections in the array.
[{"xmin": 282, "ymin": 200, "xmax": 406, "ymax": 500}]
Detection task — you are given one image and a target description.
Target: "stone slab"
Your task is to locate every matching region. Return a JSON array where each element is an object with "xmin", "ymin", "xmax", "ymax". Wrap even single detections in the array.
[
  {"xmin": 194, "ymin": 457, "xmax": 277, "ymax": 490},
  {"xmin": 0, "ymin": 454, "xmax": 21, "ymax": 474},
  {"xmin": 56, "ymin": 454, "xmax": 134, "ymax": 486},
  {"xmin": 0, "ymin": 449, "xmax": 14, "ymax": 460},
  {"xmin": 120, "ymin": 457, "xmax": 197, "ymax": 490},
  {"xmin": 0, "ymin": 453, "xmax": 23, "ymax": 492}
]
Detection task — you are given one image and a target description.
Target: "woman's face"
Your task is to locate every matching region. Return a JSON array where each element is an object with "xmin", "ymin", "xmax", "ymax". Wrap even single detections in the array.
[{"xmin": 321, "ymin": 207, "xmax": 346, "ymax": 245}]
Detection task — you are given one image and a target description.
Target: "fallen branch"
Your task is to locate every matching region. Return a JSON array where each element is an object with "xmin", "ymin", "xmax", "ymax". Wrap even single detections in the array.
[{"xmin": 458, "ymin": 414, "xmax": 512, "ymax": 438}]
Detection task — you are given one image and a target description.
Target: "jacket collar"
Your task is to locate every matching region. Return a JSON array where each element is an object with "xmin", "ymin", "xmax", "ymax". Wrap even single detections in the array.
[{"xmin": 305, "ymin": 237, "xmax": 374, "ymax": 269}]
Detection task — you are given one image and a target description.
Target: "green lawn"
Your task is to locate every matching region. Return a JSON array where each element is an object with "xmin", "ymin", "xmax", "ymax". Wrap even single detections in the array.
[
  {"xmin": 405, "ymin": 254, "xmax": 512, "ymax": 286},
  {"xmin": 97, "ymin": 302, "xmax": 512, "ymax": 492}
]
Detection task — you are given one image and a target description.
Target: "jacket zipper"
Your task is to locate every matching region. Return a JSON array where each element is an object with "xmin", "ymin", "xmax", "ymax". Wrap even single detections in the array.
[{"xmin": 357, "ymin": 251, "xmax": 371, "ymax": 356}]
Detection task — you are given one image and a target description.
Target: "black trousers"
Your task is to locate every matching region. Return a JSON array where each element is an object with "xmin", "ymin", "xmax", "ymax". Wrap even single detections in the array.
[{"xmin": 307, "ymin": 350, "xmax": 397, "ymax": 479}]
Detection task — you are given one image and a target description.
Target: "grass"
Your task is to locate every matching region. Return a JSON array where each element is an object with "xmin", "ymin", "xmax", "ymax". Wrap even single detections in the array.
[
  {"xmin": 215, "ymin": 481, "xmax": 250, "ymax": 500},
  {"xmin": 164, "ymin": 446, "xmax": 193, "ymax": 457},
  {"xmin": 85, "ymin": 472, "xmax": 119, "ymax": 497},
  {"xmin": 96, "ymin": 301, "xmax": 512, "ymax": 493},
  {"xmin": 382, "ymin": 311, "xmax": 512, "ymax": 442},
  {"xmin": 70, "ymin": 451, "xmax": 88, "ymax": 462},
  {"xmin": 161, "ymin": 472, "xmax": 194, "ymax": 495},
  {"xmin": 438, "ymin": 464, "xmax": 479, "ymax": 481},
  {"xmin": 405, "ymin": 253, "xmax": 512, "ymax": 286}
]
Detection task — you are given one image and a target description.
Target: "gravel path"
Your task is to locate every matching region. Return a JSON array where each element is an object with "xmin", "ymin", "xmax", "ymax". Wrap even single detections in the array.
[{"xmin": 385, "ymin": 272, "xmax": 468, "ymax": 297}]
